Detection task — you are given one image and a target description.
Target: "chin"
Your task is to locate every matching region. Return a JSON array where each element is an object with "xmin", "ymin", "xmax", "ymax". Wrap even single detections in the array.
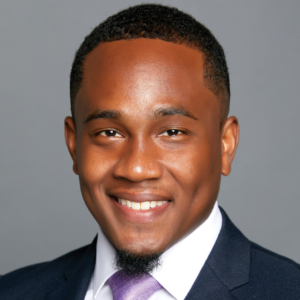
[{"xmin": 115, "ymin": 235, "xmax": 167, "ymax": 256}]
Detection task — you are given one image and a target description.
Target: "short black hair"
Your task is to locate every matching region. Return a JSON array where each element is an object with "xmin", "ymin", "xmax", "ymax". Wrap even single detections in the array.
[{"xmin": 70, "ymin": 3, "xmax": 230, "ymax": 122}]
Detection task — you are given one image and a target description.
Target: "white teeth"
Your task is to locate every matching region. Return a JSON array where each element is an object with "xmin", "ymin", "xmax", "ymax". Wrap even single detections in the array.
[
  {"xmin": 131, "ymin": 202, "xmax": 141, "ymax": 210},
  {"xmin": 141, "ymin": 202, "xmax": 150, "ymax": 210},
  {"xmin": 150, "ymin": 201, "xmax": 157, "ymax": 208},
  {"xmin": 118, "ymin": 198, "xmax": 168, "ymax": 210}
]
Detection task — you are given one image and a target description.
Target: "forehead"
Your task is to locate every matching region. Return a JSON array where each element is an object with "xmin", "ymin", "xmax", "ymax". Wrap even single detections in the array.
[{"xmin": 75, "ymin": 39, "xmax": 218, "ymax": 122}]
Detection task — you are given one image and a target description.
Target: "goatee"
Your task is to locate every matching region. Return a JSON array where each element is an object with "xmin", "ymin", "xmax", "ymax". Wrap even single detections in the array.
[{"xmin": 114, "ymin": 248, "xmax": 162, "ymax": 276}]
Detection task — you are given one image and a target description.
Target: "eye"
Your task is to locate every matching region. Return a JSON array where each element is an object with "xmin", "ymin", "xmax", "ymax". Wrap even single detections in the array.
[
  {"xmin": 97, "ymin": 130, "xmax": 122, "ymax": 137},
  {"xmin": 160, "ymin": 129, "xmax": 184, "ymax": 136}
]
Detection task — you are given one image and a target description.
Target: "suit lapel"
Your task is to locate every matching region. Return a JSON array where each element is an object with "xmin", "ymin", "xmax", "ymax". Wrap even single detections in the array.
[
  {"xmin": 185, "ymin": 263, "xmax": 237, "ymax": 300},
  {"xmin": 46, "ymin": 237, "xmax": 97, "ymax": 300},
  {"xmin": 46, "ymin": 208, "xmax": 250, "ymax": 300},
  {"xmin": 185, "ymin": 207, "xmax": 250, "ymax": 299}
]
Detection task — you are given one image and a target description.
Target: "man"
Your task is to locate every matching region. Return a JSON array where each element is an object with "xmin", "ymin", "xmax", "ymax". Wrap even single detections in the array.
[{"xmin": 0, "ymin": 4, "xmax": 299, "ymax": 300}]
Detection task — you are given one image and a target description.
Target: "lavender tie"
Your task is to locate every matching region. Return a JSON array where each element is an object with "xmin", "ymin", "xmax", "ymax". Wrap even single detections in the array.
[{"xmin": 108, "ymin": 270, "xmax": 162, "ymax": 300}]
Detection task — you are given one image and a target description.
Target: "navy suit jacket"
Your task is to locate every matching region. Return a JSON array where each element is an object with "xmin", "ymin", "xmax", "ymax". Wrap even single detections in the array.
[{"xmin": 1, "ymin": 208, "xmax": 300, "ymax": 299}]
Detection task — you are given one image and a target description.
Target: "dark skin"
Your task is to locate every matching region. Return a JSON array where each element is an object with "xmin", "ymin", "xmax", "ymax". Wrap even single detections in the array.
[{"xmin": 65, "ymin": 39, "xmax": 239, "ymax": 255}]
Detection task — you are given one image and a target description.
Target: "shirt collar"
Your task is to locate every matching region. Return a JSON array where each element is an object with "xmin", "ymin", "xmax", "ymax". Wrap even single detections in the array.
[
  {"xmin": 93, "ymin": 225, "xmax": 116, "ymax": 299},
  {"xmin": 93, "ymin": 202, "xmax": 222, "ymax": 300},
  {"xmin": 151, "ymin": 202, "xmax": 222, "ymax": 300}
]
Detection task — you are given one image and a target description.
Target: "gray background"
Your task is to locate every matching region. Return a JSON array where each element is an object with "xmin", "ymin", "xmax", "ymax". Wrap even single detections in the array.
[{"xmin": 1, "ymin": 0, "xmax": 299, "ymax": 274}]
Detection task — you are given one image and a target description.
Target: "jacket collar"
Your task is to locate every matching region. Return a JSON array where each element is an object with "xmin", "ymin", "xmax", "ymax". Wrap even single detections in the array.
[
  {"xmin": 46, "ymin": 237, "xmax": 97, "ymax": 300},
  {"xmin": 46, "ymin": 207, "xmax": 250, "ymax": 300},
  {"xmin": 185, "ymin": 207, "xmax": 250, "ymax": 299},
  {"xmin": 207, "ymin": 207, "xmax": 250, "ymax": 289}
]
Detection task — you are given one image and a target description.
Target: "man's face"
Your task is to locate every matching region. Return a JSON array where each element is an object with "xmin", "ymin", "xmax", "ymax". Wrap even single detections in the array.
[{"xmin": 65, "ymin": 39, "xmax": 238, "ymax": 255}]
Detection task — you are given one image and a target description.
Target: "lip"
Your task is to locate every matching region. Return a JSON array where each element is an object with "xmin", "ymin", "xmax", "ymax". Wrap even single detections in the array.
[
  {"xmin": 108, "ymin": 192, "xmax": 171, "ymax": 224},
  {"xmin": 111, "ymin": 191, "xmax": 170, "ymax": 203}
]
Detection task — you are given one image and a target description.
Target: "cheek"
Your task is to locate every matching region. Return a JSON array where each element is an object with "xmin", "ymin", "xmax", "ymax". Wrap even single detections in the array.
[
  {"xmin": 160, "ymin": 135, "xmax": 222, "ymax": 218},
  {"xmin": 76, "ymin": 140, "xmax": 113, "ymax": 210},
  {"xmin": 77, "ymin": 139, "xmax": 112, "ymax": 184},
  {"xmin": 166, "ymin": 141, "xmax": 221, "ymax": 187},
  {"xmin": 76, "ymin": 141, "xmax": 117, "ymax": 223}
]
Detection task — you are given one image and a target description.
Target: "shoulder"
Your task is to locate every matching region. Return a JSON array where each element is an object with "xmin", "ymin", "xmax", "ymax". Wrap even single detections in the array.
[
  {"xmin": 250, "ymin": 241, "xmax": 300, "ymax": 270},
  {"xmin": 0, "ymin": 244, "xmax": 90, "ymax": 300},
  {"xmin": 215, "ymin": 207, "xmax": 300, "ymax": 299},
  {"xmin": 250, "ymin": 241, "xmax": 300, "ymax": 281},
  {"xmin": 234, "ymin": 238, "xmax": 300, "ymax": 298}
]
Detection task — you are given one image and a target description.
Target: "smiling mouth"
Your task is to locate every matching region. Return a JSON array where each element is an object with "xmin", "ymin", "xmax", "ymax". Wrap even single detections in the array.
[{"xmin": 111, "ymin": 196, "xmax": 169, "ymax": 211}]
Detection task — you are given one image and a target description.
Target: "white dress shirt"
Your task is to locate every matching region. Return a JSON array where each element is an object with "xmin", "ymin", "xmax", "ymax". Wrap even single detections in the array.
[{"xmin": 84, "ymin": 202, "xmax": 222, "ymax": 300}]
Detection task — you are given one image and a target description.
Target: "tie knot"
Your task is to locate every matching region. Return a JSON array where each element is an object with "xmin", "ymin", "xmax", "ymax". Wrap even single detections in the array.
[{"xmin": 108, "ymin": 270, "xmax": 162, "ymax": 300}]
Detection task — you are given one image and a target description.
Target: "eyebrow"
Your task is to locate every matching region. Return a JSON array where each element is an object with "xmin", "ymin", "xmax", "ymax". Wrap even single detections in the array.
[
  {"xmin": 84, "ymin": 106, "xmax": 197, "ymax": 124},
  {"xmin": 153, "ymin": 107, "xmax": 198, "ymax": 120},
  {"xmin": 85, "ymin": 109, "xmax": 121, "ymax": 123}
]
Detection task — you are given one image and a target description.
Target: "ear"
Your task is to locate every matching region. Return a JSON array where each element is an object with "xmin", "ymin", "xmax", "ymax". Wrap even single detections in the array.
[
  {"xmin": 64, "ymin": 116, "xmax": 78, "ymax": 175},
  {"xmin": 221, "ymin": 116, "xmax": 239, "ymax": 176}
]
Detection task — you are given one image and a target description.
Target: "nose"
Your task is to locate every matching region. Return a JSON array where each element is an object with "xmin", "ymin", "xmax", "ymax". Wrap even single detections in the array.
[{"xmin": 112, "ymin": 138, "xmax": 163, "ymax": 182}]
